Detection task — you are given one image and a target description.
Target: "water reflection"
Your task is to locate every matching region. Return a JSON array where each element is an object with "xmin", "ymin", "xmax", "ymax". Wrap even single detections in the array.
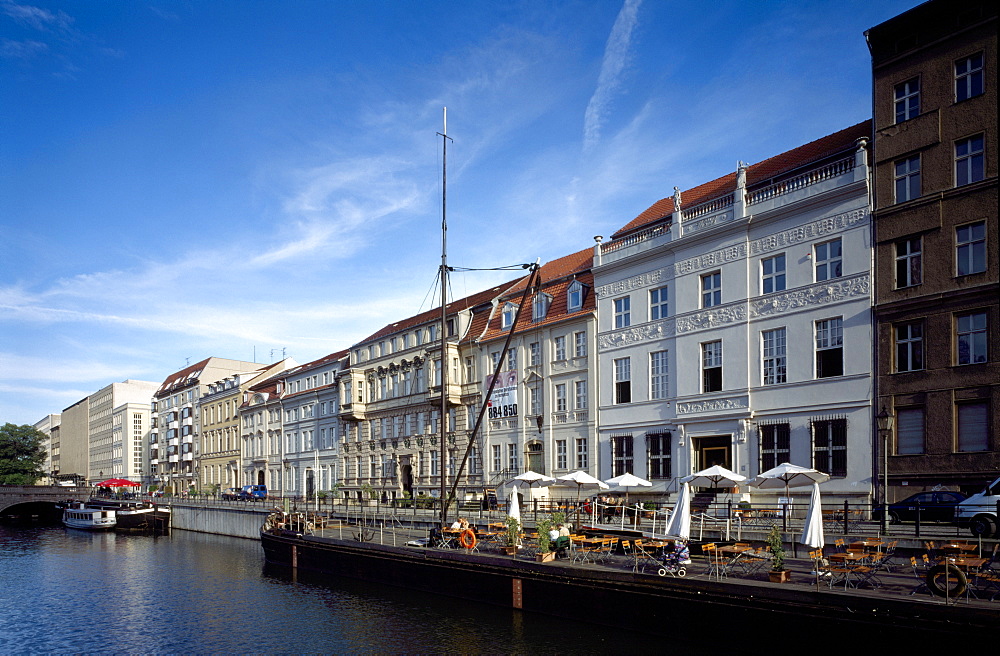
[{"xmin": 0, "ymin": 525, "xmax": 647, "ymax": 654}]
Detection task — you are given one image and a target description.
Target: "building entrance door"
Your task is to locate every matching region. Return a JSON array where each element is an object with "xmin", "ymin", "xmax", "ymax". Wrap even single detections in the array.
[
  {"xmin": 694, "ymin": 436, "xmax": 732, "ymax": 490},
  {"xmin": 399, "ymin": 456, "xmax": 413, "ymax": 498}
]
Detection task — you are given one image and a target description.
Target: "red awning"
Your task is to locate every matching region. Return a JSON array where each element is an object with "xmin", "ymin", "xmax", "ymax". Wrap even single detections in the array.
[{"xmin": 96, "ymin": 478, "xmax": 141, "ymax": 487}]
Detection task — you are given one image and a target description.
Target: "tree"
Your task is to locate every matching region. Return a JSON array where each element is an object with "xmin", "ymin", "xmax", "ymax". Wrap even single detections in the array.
[{"xmin": 0, "ymin": 423, "xmax": 48, "ymax": 485}]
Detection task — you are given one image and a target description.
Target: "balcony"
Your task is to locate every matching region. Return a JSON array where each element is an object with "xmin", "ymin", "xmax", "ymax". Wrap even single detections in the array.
[
  {"xmin": 427, "ymin": 383, "xmax": 462, "ymax": 407},
  {"xmin": 338, "ymin": 401, "xmax": 367, "ymax": 421}
]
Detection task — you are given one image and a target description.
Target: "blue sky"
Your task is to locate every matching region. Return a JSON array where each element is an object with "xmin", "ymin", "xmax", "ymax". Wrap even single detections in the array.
[{"xmin": 1, "ymin": 0, "xmax": 920, "ymax": 425}]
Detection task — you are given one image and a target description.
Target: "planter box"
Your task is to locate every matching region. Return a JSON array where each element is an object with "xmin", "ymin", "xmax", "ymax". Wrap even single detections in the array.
[
  {"xmin": 768, "ymin": 570, "xmax": 791, "ymax": 583},
  {"xmin": 535, "ymin": 551, "xmax": 555, "ymax": 563},
  {"xmin": 503, "ymin": 546, "xmax": 519, "ymax": 556}
]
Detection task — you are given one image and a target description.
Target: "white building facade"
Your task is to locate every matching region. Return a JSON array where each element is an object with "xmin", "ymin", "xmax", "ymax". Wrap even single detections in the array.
[
  {"xmin": 594, "ymin": 123, "xmax": 875, "ymax": 503},
  {"xmin": 467, "ymin": 249, "xmax": 600, "ymax": 498}
]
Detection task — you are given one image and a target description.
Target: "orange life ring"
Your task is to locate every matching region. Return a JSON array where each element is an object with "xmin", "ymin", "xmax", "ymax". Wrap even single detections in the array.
[{"xmin": 459, "ymin": 529, "xmax": 477, "ymax": 549}]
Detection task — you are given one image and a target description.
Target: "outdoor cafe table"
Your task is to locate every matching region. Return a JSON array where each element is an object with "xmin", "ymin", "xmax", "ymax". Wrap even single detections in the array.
[
  {"xmin": 572, "ymin": 537, "xmax": 605, "ymax": 563},
  {"xmin": 941, "ymin": 556, "xmax": 988, "ymax": 572},
  {"xmin": 828, "ymin": 551, "xmax": 868, "ymax": 563},
  {"xmin": 940, "ymin": 542, "xmax": 979, "ymax": 555},
  {"xmin": 849, "ymin": 539, "xmax": 883, "ymax": 552}
]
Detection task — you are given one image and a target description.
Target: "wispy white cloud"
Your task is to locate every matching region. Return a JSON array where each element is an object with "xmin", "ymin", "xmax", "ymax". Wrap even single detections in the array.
[
  {"xmin": 583, "ymin": 0, "xmax": 642, "ymax": 151},
  {"xmin": 0, "ymin": 37, "xmax": 46, "ymax": 59},
  {"xmin": 1, "ymin": 1, "xmax": 73, "ymax": 31}
]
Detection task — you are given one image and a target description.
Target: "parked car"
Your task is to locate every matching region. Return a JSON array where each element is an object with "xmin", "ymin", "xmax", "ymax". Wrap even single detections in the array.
[
  {"xmin": 239, "ymin": 484, "xmax": 268, "ymax": 502},
  {"xmin": 221, "ymin": 487, "xmax": 242, "ymax": 501},
  {"xmin": 873, "ymin": 490, "xmax": 967, "ymax": 524}
]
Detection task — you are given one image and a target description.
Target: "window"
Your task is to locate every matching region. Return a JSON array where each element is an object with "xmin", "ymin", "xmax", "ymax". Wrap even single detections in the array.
[
  {"xmin": 506, "ymin": 349, "xmax": 517, "ymax": 372},
  {"xmin": 895, "ymin": 322, "xmax": 924, "ymax": 372},
  {"xmin": 501, "ymin": 303, "xmax": 517, "ymax": 329},
  {"xmin": 957, "ymin": 311, "xmax": 988, "ymax": 365},
  {"xmin": 430, "ymin": 450, "xmax": 439, "ymax": 476},
  {"xmin": 650, "ymin": 286, "xmax": 669, "ymax": 320},
  {"xmin": 611, "ymin": 434, "xmax": 632, "ymax": 477},
  {"xmin": 894, "ymin": 156, "xmax": 920, "ymax": 202},
  {"xmin": 507, "ymin": 443, "xmax": 518, "ymax": 472},
  {"xmin": 614, "ymin": 296, "xmax": 631, "ymax": 328},
  {"xmin": 761, "ymin": 328, "xmax": 787, "ymax": 385},
  {"xmin": 465, "ymin": 356, "xmax": 475, "ymax": 383},
  {"xmin": 957, "ymin": 402, "xmax": 988, "ymax": 452},
  {"xmin": 812, "ymin": 418, "xmax": 847, "ymax": 477},
  {"xmin": 702, "ymin": 341, "xmax": 722, "ymax": 392},
  {"xmin": 554, "ymin": 335, "xmax": 566, "ymax": 361},
  {"xmin": 555, "ymin": 384, "xmax": 567, "ymax": 412},
  {"xmin": 576, "ymin": 438, "xmax": 589, "ymax": 469},
  {"xmin": 895, "ymin": 237, "xmax": 922, "ymax": 288},
  {"xmin": 567, "ymin": 280, "xmax": 585, "ymax": 312},
  {"xmin": 529, "ymin": 342, "xmax": 540, "ymax": 366},
  {"xmin": 574, "ymin": 380, "xmax": 587, "ymax": 410},
  {"xmin": 574, "ymin": 331, "xmax": 587, "ymax": 358},
  {"xmin": 529, "ymin": 387, "xmax": 541, "ymax": 415},
  {"xmin": 491, "ymin": 351, "xmax": 501, "ymax": 369},
  {"xmin": 650, "ymin": 350, "xmax": 669, "ymax": 399},
  {"xmin": 647, "ymin": 432, "xmax": 671, "ymax": 479},
  {"xmin": 492, "ymin": 444, "xmax": 502, "ymax": 473},
  {"xmin": 761, "ymin": 254, "xmax": 785, "ymax": 294},
  {"xmin": 556, "ymin": 439, "xmax": 567, "ymax": 470},
  {"xmin": 760, "ymin": 423, "xmax": 790, "ymax": 472},
  {"xmin": 956, "ymin": 221, "xmax": 986, "ymax": 275},
  {"xmin": 894, "ymin": 77, "xmax": 919, "ymax": 123},
  {"xmin": 955, "ymin": 135, "xmax": 984, "ymax": 186},
  {"xmin": 815, "ymin": 239, "xmax": 842, "ymax": 281},
  {"xmin": 532, "ymin": 293, "xmax": 550, "ymax": 321},
  {"xmin": 955, "ymin": 53, "xmax": 983, "ymax": 102},
  {"xmin": 701, "ymin": 272, "xmax": 721, "ymax": 307},
  {"xmin": 896, "ymin": 408, "xmax": 925, "ymax": 455},
  {"xmin": 614, "ymin": 357, "xmax": 632, "ymax": 404},
  {"xmin": 815, "ymin": 318, "xmax": 844, "ymax": 378}
]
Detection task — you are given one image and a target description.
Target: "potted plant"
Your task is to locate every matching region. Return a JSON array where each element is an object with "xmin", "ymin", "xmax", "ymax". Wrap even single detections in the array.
[
  {"xmin": 766, "ymin": 525, "xmax": 790, "ymax": 583},
  {"xmin": 504, "ymin": 516, "xmax": 521, "ymax": 555},
  {"xmin": 535, "ymin": 517, "xmax": 554, "ymax": 562}
]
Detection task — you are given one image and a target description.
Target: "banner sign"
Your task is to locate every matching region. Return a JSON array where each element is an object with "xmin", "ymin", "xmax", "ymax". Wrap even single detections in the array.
[{"xmin": 485, "ymin": 370, "xmax": 518, "ymax": 419}]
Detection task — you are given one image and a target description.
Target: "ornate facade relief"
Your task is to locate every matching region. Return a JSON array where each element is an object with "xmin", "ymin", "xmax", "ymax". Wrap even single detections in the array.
[
  {"xmin": 596, "ymin": 268, "xmax": 668, "ymax": 298},
  {"xmin": 675, "ymin": 304, "xmax": 747, "ymax": 333},
  {"xmin": 749, "ymin": 207, "xmax": 869, "ymax": 256},
  {"xmin": 750, "ymin": 273, "xmax": 870, "ymax": 318},
  {"xmin": 598, "ymin": 319, "xmax": 676, "ymax": 350},
  {"xmin": 676, "ymin": 397, "xmax": 748, "ymax": 415}
]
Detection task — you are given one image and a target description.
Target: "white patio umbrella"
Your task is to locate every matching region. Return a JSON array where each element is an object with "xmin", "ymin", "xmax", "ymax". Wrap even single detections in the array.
[
  {"xmin": 511, "ymin": 470, "xmax": 556, "ymax": 491},
  {"xmin": 751, "ymin": 462, "xmax": 831, "ymax": 490},
  {"xmin": 664, "ymin": 481, "xmax": 691, "ymax": 539},
  {"xmin": 682, "ymin": 464, "xmax": 747, "ymax": 488},
  {"xmin": 507, "ymin": 486, "xmax": 521, "ymax": 524},
  {"xmin": 556, "ymin": 470, "xmax": 609, "ymax": 528},
  {"xmin": 604, "ymin": 472, "xmax": 652, "ymax": 504},
  {"xmin": 800, "ymin": 482, "xmax": 825, "ymax": 549},
  {"xmin": 604, "ymin": 472, "xmax": 653, "ymax": 529}
]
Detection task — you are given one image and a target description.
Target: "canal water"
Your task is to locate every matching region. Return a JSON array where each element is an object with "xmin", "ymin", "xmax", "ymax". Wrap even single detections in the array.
[{"xmin": 0, "ymin": 524, "xmax": 667, "ymax": 654}]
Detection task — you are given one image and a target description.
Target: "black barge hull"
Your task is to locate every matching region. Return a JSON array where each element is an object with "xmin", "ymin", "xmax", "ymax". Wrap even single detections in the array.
[{"xmin": 260, "ymin": 528, "xmax": 993, "ymax": 644}]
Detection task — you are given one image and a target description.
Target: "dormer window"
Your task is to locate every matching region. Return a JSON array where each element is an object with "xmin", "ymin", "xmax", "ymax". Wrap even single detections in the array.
[
  {"xmin": 567, "ymin": 280, "xmax": 586, "ymax": 312},
  {"xmin": 501, "ymin": 302, "xmax": 518, "ymax": 329},
  {"xmin": 532, "ymin": 293, "xmax": 551, "ymax": 321}
]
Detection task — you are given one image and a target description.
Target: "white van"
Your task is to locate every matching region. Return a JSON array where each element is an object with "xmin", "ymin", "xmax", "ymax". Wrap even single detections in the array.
[{"xmin": 954, "ymin": 475, "xmax": 1000, "ymax": 537}]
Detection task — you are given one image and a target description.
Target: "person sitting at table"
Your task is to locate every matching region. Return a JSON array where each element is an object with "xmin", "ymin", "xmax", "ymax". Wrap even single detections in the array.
[
  {"xmin": 552, "ymin": 524, "xmax": 571, "ymax": 558},
  {"xmin": 458, "ymin": 517, "xmax": 470, "ymax": 530},
  {"xmin": 450, "ymin": 519, "xmax": 463, "ymax": 530}
]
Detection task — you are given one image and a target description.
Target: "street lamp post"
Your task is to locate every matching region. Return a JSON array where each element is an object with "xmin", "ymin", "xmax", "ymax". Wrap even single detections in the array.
[{"xmin": 876, "ymin": 406, "xmax": 894, "ymax": 535}]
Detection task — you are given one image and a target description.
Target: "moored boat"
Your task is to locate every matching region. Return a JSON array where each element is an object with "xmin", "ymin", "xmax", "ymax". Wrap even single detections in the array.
[{"xmin": 62, "ymin": 502, "xmax": 116, "ymax": 531}]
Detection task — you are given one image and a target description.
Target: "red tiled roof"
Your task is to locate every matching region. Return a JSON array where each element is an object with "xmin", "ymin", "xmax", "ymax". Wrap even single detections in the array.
[
  {"xmin": 612, "ymin": 120, "xmax": 871, "ymax": 238},
  {"xmin": 155, "ymin": 357, "xmax": 213, "ymax": 397},
  {"xmin": 465, "ymin": 247, "xmax": 595, "ymax": 344},
  {"xmin": 356, "ymin": 279, "xmax": 526, "ymax": 345}
]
